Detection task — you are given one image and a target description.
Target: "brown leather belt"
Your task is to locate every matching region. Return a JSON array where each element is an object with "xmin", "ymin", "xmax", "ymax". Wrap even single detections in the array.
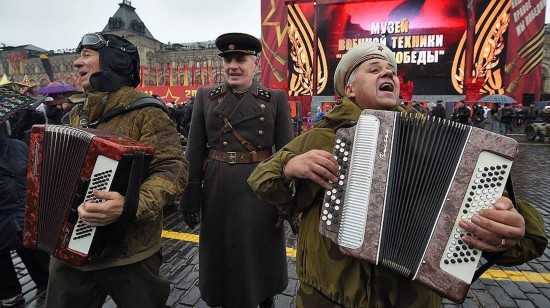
[{"xmin": 208, "ymin": 149, "xmax": 272, "ymax": 164}]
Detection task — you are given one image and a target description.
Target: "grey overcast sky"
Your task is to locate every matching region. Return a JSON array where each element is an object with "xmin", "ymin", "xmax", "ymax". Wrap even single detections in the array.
[
  {"xmin": 0, "ymin": 0, "xmax": 261, "ymax": 51},
  {"xmin": 0, "ymin": 0, "xmax": 549, "ymax": 51}
]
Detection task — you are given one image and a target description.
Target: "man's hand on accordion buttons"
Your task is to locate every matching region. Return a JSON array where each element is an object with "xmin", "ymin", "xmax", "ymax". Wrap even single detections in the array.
[
  {"xmin": 283, "ymin": 150, "xmax": 339, "ymax": 190},
  {"xmin": 458, "ymin": 196, "xmax": 525, "ymax": 253},
  {"xmin": 182, "ymin": 210, "xmax": 200, "ymax": 230},
  {"xmin": 78, "ymin": 190, "xmax": 125, "ymax": 227}
]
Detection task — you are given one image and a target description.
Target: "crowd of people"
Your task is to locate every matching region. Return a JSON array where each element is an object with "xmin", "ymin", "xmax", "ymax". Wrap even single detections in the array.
[
  {"xmin": 397, "ymin": 98, "xmax": 550, "ymax": 138},
  {"xmin": 0, "ymin": 33, "xmax": 548, "ymax": 308}
]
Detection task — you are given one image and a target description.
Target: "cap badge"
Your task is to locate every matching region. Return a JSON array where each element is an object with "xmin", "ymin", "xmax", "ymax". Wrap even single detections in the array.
[
  {"xmin": 228, "ymin": 44, "xmax": 235, "ymax": 50},
  {"xmin": 377, "ymin": 45, "xmax": 384, "ymax": 51}
]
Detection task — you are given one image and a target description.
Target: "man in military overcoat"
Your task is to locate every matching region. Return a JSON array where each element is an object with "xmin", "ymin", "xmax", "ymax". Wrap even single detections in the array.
[{"xmin": 179, "ymin": 33, "xmax": 294, "ymax": 308}]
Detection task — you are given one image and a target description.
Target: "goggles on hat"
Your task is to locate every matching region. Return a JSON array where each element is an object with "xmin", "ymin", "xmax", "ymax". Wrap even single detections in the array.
[{"xmin": 77, "ymin": 33, "xmax": 137, "ymax": 53}]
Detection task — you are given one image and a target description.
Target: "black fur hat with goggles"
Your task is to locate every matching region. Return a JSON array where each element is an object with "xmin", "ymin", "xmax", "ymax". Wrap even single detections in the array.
[{"xmin": 77, "ymin": 33, "xmax": 140, "ymax": 92}]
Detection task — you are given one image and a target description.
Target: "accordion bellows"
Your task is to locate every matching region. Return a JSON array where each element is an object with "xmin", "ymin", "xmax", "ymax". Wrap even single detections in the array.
[
  {"xmin": 319, "ymin": 109, "xmax": 518, "ymax": 303},
  {"xmin": 24, "ymin": 125, "xmax": 154, "ymax": 266}
]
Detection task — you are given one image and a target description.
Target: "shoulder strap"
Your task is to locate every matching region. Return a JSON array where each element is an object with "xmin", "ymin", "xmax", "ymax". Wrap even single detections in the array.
[
  {"xmin": 89, "ymin": 96, "xmax": 169, "ymax": 128},
  {"xmin": 471, "ymin": 175, "xmax": 518, "ymax": 282}
]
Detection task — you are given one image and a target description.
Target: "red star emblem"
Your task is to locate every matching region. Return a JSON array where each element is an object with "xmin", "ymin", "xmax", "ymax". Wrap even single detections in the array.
[{"xmin": 162, "ymin": 88, "xmax": 180, "ymax": 103}]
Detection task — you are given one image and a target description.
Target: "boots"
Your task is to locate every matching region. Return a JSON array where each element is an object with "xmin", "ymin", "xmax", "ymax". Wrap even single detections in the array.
[{"xmin": 258, "ymin": 296, "xmax": 274, "ymax": 308}]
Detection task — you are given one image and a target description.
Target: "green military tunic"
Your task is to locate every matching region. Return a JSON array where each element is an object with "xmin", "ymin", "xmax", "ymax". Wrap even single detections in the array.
[{"xmin": 248, "ymin": 98, "xmax": 548, "ymax": 307}]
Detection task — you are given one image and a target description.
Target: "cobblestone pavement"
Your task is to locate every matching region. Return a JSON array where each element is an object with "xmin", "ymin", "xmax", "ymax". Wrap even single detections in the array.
[{"xmin": 11, "ymin": 133, "xmax": 550, "ymax": 308}]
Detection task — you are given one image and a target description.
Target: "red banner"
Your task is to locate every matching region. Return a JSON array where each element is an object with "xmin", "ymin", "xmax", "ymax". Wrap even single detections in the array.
[{"xmin": 136, "ymin": 85, "xmax": 200, "ymax": 103}]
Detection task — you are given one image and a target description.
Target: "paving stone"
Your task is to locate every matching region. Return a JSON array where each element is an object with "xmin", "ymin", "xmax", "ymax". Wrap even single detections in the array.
[
  {"xmin": 166, "ymin": 284, "xmax": 185, "ymax": 307},
  {"xmin": 283, "ymin": 278, "xmax": 298, "ymax": 296},
  {"xmin": 275, "ymin": 294, "xmax": 296, "ymax": 308},
  {"xmin": 175, "ymin": 267, "xmax": 199, "ymax": 291},
  {"xmin": 179, "ymin": 287, "xmax": 201, "ymax": 307},
  {"xmin": 539, "ymin": 287, "xmax": 550, "ymax": 301},
  {"xmin": 496, "ymin": 279, "xmax": 527, "ymax": 299},
  {"xmin": 469, "ymin": 289, "xmax": 499, "ymax": 307},
  {"xmin": 170, "ymin": 262, "xmax": 194, "ymax": 285},
  {"xmin": 485, "ymin": 285, "xmax": 515, "ymax": 307},
  {"xmin": 514, "ymin": 298, "xmax": 536, "ymax": 308},
  {"xmin": 515, "ymin": 281, "xmax": 541, "ymax": 294},
  {"xmin": 461, "ymin": 296, "xmax": 482, "ymax": 308},
  {"xmin": 525, "ymin": 292, "xmax": 550, "ymax": 308}
]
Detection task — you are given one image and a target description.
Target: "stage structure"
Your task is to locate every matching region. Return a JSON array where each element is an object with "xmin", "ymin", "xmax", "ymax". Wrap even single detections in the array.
[{"xmin": 261, "ymin": 0, "xmax": 546, "ymax": 115}]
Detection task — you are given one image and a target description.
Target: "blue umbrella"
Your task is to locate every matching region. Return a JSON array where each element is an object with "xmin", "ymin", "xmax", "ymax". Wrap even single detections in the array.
[{"xmin": 478, "ymin": 94, "xmax": 516, "ymax": 105}]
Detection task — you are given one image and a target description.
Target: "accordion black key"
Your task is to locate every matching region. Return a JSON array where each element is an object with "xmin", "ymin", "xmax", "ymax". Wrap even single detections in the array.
[
  {"xmin": 24, "ymin": 125, "xmax": 154, "ymax": 266},
  {"xmin": 319, "ymin": 109, "xmax": 518, "ymax": 303}
]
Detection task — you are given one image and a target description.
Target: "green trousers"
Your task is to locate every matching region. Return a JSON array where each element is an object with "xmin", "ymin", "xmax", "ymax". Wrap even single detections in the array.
[{"xmin": 45, "ymin": 250, "xmax": 169, "ymax": 308}]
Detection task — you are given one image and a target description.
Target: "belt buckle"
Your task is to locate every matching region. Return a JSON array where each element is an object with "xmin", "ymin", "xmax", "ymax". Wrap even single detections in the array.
[{"xmin": 227, "ymin": 152, "xmax": 237, "ymax": 164}]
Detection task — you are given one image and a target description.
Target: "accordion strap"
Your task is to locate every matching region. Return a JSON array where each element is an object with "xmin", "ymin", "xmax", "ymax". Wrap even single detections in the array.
[
  {"xmin": 99, "ymin": 151, "xmax": 146, "ymax": 258},
  {"xmin": 87, "ymin": 96, "xmax": 170, "ymax": 128},
  {"xmin": 471, "ymin": 175, "xmax": 518, "ymax": 282}
]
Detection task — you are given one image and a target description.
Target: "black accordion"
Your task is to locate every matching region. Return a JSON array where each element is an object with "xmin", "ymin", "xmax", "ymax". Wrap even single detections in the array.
[
  {"xmin": 24, "ymin": 125, "xmax": 154, "ymax": 266},
  {"xmin": 319, "ymin": 109, "xmax": 518, "ymax": 303}
]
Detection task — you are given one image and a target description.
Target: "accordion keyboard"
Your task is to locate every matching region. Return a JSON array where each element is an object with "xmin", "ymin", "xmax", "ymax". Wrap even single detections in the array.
[
  {"xmin": 337, "ymin": 115, "xmax": 380, "ymax": 249},
  {"xmin": 67, "ymin": 155, "xmax": 119, "ymax": 254},
  {"xmin": 439, "ymin": 151, "xmax": 513, "ymax": 282}
]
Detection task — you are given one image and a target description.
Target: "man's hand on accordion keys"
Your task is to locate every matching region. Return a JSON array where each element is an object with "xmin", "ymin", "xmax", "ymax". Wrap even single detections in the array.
[
  {"xmin": 78, "ymin": 190, "xmax": 125, "ymax": 227},
  {"xmin": 283, "ymin": 150, "xmax": 340, "ymax": 190},
  {"xmin": 458, "ymin": 196, "xmax": 526, "ymax": 253}
]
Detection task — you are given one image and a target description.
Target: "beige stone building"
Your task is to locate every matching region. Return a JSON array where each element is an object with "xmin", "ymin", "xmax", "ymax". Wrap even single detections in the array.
[{"xmin": 0, "ymin": 1, "xmax": 238, "ymax": 89}]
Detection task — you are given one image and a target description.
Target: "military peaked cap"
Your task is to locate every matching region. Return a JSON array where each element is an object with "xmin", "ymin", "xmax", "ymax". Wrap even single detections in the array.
[{"xmin": 215, "ymin": 32, "xmax": 262, "ymax": 56}]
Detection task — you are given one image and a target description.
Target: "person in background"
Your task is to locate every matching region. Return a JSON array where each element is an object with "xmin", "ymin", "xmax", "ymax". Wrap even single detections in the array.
[
  {"xmin": 497, "ymin": 103, "xmax": 516, "ymax": 135},
  {"xmin": 180, "ymin": 96, "xmax": 194, "ymax": 139},
  {"xmin": 44, "ymin": 94, "xmax": 75, "ymax": 125},
  {"xmin": 514, "ymin": 105, "xmax": 524, "ymax": 127},
  {"xmin": 452, "ymin": 100, "xmax": 471, "ymax": 125},
  {"xmin": 431, "ymin": 99, "xmax": 446, "ymax": 119},
  {"xmin": 524, "ymin": 103, "xmax": 540, "ymax": 124},
  {"xmin": 486, "ymin": 104, "xmax": 500, "ymax": 133},
  {"xmin": 407, "ymin": 100, "xmax": 426, "ymax": 116},
  {"xmin": 0, "ymin": 121, "xmax": 50, "ymax": 307},
  {"xmin": 247, "ymin": 41, "xmax": 547, "ymax": 307},
  {"xmin": 179, "ymin": 32, "xmax": 293, "ymax": 308},
  {"xmin": 471, "ymin": 102, "xmax": 485, "ymax": 129},
  {"xmin": 44, "ymin": 32, "xmax": 189, "ymax": 308}
]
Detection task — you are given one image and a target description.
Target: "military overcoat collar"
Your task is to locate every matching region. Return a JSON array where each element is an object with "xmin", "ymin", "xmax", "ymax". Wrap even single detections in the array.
[{"xmin": 211, "ymin": 81, "xmax": 272, "ymax": 126}]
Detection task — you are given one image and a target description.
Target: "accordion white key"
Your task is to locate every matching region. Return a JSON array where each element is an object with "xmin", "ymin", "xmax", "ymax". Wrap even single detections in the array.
[{"xmin": 319, "ymin": 109, "xmax": 518, "ymax": 303}]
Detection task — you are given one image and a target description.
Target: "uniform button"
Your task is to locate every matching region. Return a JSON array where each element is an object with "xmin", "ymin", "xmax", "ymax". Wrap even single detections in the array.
[
  {"xmin": 259, "ymin": 117, "xmax": 265, "ymax": 122},
  {"xmin": 218, "ymin": 114, "xmax": 223, "ymax": 119},
  {"xmin": 260, "ymin": 104, "xmax": 266, "ymax": 109},
  {"xmin": 258, "ymin": 130, "xmax": 264, "ymax": 136},
  {"xmin": 258, "ymin": 145, "xmax": 263, "ymax": 150},
  {"xmin": 222, "ymin": 141, "xmax": 228, "ymax": 146}
]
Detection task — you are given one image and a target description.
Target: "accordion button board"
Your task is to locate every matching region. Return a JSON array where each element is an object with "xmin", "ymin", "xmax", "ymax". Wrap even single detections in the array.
[
  {"xmin": 67, "ymin": 155, "xmax": 118, "ymax": 254},
  {"xmin": 318, "ymin": 109, "xmax": 519, "ymax": 303},
  {"xmin": 439, "ymin": 151, "xmax": 511, "ymax": 283}
]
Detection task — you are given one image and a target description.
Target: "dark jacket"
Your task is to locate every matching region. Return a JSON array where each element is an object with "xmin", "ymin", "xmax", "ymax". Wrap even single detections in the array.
[
  {"xmin": 452, "ymin": 106, "xmax": 471, "ymax": 124},
  {"xmin": 431, "ymin": 104, "xmax": 446, "ymax": 119},
  {"xmin": 180, "ymin": 81, "xmax": 294, "ymax": 307},
  {"xmin": 0, "ymin": 137, "xmax": 29, "ymax": 253}
]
